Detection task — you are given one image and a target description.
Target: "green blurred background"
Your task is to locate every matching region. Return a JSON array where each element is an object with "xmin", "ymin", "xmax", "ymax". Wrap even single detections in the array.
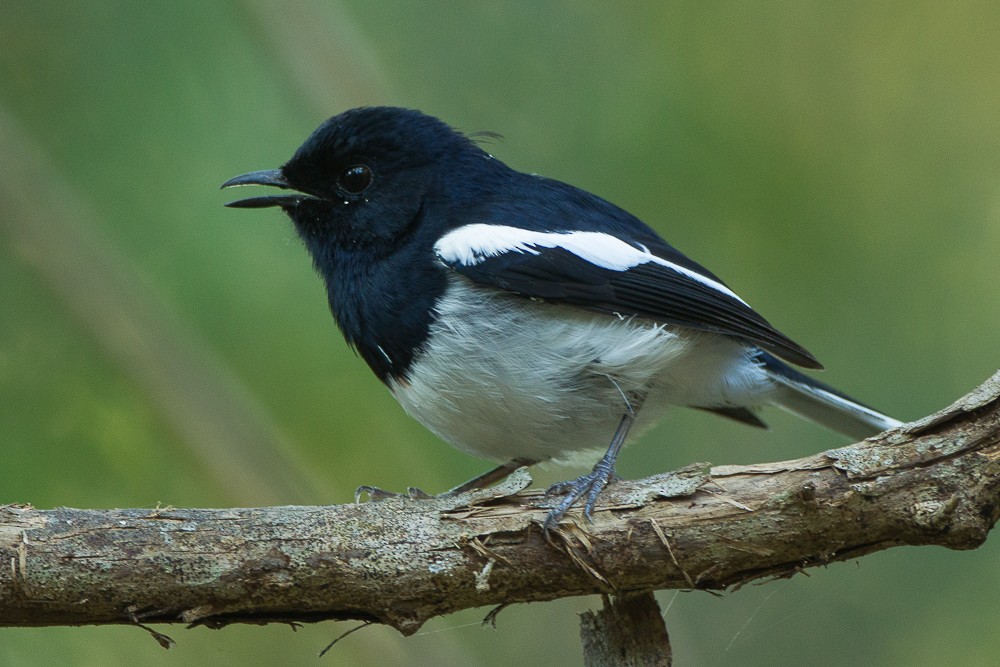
[{"xmin": 1, "ymin": 1, "xmax": 998, "ymax": 665}]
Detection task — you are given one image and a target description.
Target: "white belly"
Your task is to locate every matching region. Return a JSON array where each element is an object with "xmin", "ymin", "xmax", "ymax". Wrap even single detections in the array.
[{"xmin": 389, "ymin": 277, "xmax": 772, "ymax": 463}]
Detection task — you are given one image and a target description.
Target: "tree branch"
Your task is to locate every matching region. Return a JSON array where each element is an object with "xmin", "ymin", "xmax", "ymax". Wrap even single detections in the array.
[{"xmin": 2, "ymin": 372, "xmax": 999, "ymax": 639}]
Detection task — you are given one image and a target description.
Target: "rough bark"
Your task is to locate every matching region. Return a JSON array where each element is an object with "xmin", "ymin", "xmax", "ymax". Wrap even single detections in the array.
[
  {"xmin": 2, "ymin": 372, "xmax": 999, "ymax": 639},
  {"xmin": 580, "ymin": 592, "xmax": 671, "ymax": 666}
]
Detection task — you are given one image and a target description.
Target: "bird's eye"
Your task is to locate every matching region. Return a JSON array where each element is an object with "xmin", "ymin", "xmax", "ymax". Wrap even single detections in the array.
[{"xmin": 337, "ymin": 164, "xmax": 374, "ymax": 194}]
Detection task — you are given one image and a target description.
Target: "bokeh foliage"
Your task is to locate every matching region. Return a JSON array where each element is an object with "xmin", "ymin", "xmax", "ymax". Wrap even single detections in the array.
[{"xmin": 2, "ymin": 2, "xmax": 999, "ymax": 665}]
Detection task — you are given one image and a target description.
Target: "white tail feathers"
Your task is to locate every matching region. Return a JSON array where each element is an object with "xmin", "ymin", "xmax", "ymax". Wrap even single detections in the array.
[{"xmin": 767, "ymin": 369, "xmax": 902, "ymax": 440}]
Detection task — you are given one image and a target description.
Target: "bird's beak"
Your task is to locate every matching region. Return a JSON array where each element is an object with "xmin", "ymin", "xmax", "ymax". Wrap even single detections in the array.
[{"xmin": 222, "ymin": 169, "xmax": 314, "ymax": 208}]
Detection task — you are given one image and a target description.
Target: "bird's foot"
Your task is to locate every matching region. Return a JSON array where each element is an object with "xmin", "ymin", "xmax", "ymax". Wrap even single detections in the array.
[
  {"xmin": 354, "ymin": 485, "xmax": 435, "ymax": 503},
  {"xmin": 355, "ymin": 460, "xmax": 535, "ymax": 504},
  {"xmin": 543, "ymin": 463, "xmax": 619, "ymax": 531}
]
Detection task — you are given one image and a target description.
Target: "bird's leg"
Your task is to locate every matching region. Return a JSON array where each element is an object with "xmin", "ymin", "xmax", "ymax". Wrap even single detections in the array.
[
  {"xmin": 444, "ymin": 458, "xmax": 537, "ymax": 495},
  {"xmin": 544, "ymin": 392, "xmax": 645, "ymax": 531},
  {"xmin": 355, "ymin": 458, "xmax": 535, "ymax": 503}
]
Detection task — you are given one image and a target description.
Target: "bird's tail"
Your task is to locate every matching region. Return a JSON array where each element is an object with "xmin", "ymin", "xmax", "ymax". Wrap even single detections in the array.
[{"xmin": 759, "ymin": 352, "xmax": 902, "ymax": 440}]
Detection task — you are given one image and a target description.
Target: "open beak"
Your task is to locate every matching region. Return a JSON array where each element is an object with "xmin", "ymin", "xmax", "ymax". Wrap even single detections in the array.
[{"xmin": 221, "ymin": 169, "xmax": 315, "ymax": 208}]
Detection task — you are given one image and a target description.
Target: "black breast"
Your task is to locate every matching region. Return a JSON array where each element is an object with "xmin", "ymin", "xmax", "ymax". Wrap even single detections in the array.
[{"xmin": 321, "ymin": 243, "xmax": 448, "ymax": 384}]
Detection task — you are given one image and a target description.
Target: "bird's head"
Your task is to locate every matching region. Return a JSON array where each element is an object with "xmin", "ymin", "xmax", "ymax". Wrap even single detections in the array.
[{"xmin": 222, "ymin": 106, "xmax": 495, "ymax": 254}]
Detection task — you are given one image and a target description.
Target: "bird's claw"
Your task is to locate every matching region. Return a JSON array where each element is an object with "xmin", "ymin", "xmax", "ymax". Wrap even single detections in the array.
[{"xmin": 542, "ymin": 466, "xmax": 618, "ymax": 531}]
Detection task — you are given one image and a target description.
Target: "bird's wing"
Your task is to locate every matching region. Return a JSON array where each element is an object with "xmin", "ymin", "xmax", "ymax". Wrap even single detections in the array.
[{"xmin": 433, "ymin": 223, "xmax": 821, "ymax": 369}]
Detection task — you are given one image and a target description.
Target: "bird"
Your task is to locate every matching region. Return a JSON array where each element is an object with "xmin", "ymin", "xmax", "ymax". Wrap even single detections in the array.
[{"xmin": 222, "ymin": 106, "xmax": 901, "ymax": 529}]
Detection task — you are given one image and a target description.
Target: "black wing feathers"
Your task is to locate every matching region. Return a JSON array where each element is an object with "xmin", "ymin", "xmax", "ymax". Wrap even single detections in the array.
[
  {"xmin": 438, "ymin": 175, "xmax": 821, "ymax": 369},
  {"xmin": 447, "ymin": 245, "xmax": 822, "ymax": 369}
]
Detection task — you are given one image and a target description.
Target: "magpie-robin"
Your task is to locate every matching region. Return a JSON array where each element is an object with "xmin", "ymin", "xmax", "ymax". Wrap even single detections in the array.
[{"xmin": 223, "ymin": 106, "xmax": 901, "ymax": 528}]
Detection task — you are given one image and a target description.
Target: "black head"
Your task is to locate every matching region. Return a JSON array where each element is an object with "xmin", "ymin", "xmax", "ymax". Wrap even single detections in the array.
[
  {"xmin": 223, "ymin": 106, "xmax": 493, "ymax": 253},
  {"xmin": 223, "ymin": 107, "xmax": 497, "ymax": 382}
]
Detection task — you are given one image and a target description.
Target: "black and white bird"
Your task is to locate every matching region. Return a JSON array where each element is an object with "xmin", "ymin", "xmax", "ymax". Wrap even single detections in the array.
[{"xmin": 223, "ymin": 106, "xmax": 901, "ymax": 527}]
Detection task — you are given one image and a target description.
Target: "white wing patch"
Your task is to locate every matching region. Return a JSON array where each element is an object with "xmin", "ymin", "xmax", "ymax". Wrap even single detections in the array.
[{"xmin": 434, "ymin": 223, "xmax": 748, "ymax": 305}]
